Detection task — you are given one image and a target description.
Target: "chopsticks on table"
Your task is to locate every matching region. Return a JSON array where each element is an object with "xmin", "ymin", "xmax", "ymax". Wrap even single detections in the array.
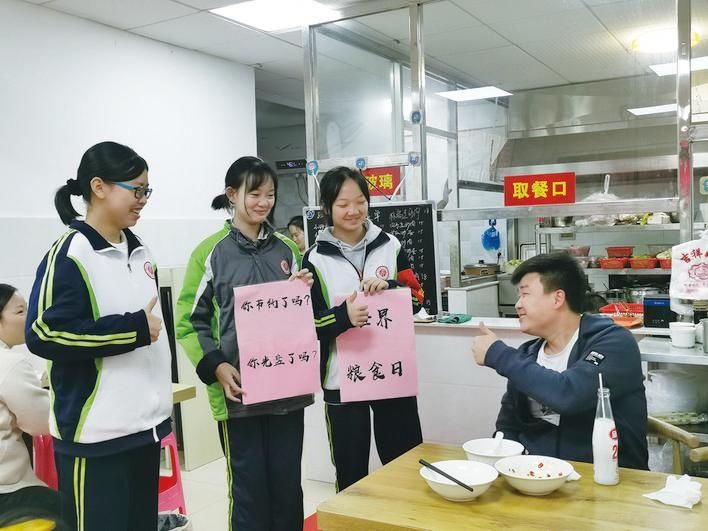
[{"xmin": 419, "ymin": 459, "xmax": 475, "ymax": 493}]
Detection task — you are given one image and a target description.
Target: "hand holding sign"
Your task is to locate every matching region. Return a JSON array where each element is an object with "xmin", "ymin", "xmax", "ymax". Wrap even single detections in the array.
[
  {"xmin": 216, "ymin": 363, "xmax": 244, "ymax": 403},
  {"xmin": 289, "ymin": 267, "xmax": 314, "ymax": 287},
  {"xmin": 360, "ymin": 277, "xmax": 388, "ymax": 294},
  {"xmin": 346, "ymin": 291, "xmax": 369, "ymax": 327}
]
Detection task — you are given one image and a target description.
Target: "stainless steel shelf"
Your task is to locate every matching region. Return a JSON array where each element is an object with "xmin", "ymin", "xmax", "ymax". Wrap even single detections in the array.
[
  {"xmin": 639, "ymin": 338, "xmax": 708, "ymax": 366},
  {"xmin": 537, "ymin": 223, "xmax": 708, "ymax": 235},
  {"xmin": 584, "ymin": 268, "xmax": 671, "ymax": 275},
  {"xmin": 536, "ymin": 224, "xmax": 681, "ymax": 234},
  {"xmin": 438, "ymin": 197, "xmax": 679, "ymax": 222}
]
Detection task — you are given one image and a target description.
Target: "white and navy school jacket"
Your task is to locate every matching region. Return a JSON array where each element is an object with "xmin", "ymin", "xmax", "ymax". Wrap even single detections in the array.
[
  {"xmin": 25, "ymin": 221, "xmax": 172, "ymax": 457},
  {"xmin": 301, "ymin": 221, "xmax": 423, "ymax": 403}
]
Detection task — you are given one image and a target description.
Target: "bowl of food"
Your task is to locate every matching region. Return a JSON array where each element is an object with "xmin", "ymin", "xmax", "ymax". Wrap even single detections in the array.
[
  {"xmin": 495, "ymin": 455, "xmax": 575, "ymax": 496},
  {"xmin": 463, "ymin": 438, "xmax": 525, "ymax": 466},
  {"xmin": 599, "ymin": 257, "xmax": 628, "ymax": 269},
  {"xmin": 629, "ymin": 256, "xmax": 658, "ymax": 269},
  {"xmin": 420, "ymin": 460, "xmax": 499, "ymax": 502},
  {"xmin": 656, "ymin": 249, "xmax": 672, "ymax": 269}
]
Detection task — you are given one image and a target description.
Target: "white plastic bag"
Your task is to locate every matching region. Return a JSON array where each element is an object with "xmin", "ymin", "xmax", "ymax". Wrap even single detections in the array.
[
  {"xmin": 669, "ymin": 232, "xmax": 708, "ymax": 301},
  {"xmin": 578, "ymin": 174, "xmax": 619, "ymax": 226}
]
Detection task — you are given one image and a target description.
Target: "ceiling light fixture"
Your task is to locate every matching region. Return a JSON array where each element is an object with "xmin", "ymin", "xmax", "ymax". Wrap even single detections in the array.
[
  {"xmin": 435, "ymin": 86, "xmax": 512, "ymax": 102},
  {"xmin": 627, "ymin": 103, "xmax": 677, "ymax": 116},
  {"xmin": 649, "ymin": 56, "xmax": 708, "ymax": 76},
  {"xmin": 211, "ymin": 0, "xmax": 340, "ymax": 32},
  {"xmin": 631, "ymin": 27, "xmax": 699, "ymax": 53}
]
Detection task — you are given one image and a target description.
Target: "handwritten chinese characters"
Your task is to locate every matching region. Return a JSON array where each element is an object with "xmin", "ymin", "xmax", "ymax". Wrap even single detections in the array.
[
  {"xmin": 234, "ymin": 280, "xmax": 320, "ymax": 405},
  {"xmin": 335, "ymin": 289, "xmax": 418, "ymax": 402}
]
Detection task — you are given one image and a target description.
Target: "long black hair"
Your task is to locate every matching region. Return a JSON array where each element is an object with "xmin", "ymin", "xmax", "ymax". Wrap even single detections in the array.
[
  {"xmin": 0, "ymin": 284, "xmax": 17, "ymax": 317},
  {"xmin": 54, "ymin": 141, "xmax": 149, "ymax": 225},
  {"xmin": 319, "ymin": 166, "xmax": 370, "ymax": 225},
  {"xmin": 211, "ymin": 157, "xmax": 278, "ymax": 222}
]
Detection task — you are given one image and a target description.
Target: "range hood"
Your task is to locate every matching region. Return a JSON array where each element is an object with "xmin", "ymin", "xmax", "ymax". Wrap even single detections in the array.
[{"xmin": 489, "ymin": 73, "xmax": 708, "ymax": 180}]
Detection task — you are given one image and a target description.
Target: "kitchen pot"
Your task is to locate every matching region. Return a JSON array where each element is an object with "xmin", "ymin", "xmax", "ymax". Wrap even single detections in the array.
[{"xmin": 624, "ymin": 286, "xmax": 661, "ymax": 304}]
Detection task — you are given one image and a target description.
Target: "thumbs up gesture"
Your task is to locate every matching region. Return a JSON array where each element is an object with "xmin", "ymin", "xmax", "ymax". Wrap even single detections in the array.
[
  {"xmin": 472, "ymin": 321, "xmax": 499, "ymax": 366},
  {"xmin": 345, "ymin": 290, "xmax": 369, "ymax": 327},
  {"xmin": 143, "ymin": 296, "xmax": 163, "ymax": 343}
]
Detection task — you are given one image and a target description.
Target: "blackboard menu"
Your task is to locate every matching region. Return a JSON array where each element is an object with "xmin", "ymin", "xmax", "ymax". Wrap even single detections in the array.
[{"xmin": 303, "ymin": 201, "xmax": 441, "ymax": 315}]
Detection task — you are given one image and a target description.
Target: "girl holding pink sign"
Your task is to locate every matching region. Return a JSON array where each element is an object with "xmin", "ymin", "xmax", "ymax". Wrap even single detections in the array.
[
  {"xmin": 302, "ymin": 166, "xmax": 424, "ymax": 491},
  {"xmin": 176, "ymin": 157, "xmax": 313, "ymax": 531}
]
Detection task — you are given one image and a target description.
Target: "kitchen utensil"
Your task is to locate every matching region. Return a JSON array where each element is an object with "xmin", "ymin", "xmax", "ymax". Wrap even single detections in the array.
[
  {"xmin": 624, "ymin": 287, "xmax": 661, "ymax": 304},
  {"xmin": 552, "ymin": 216, "xmax": 573, "ymax": 227}
]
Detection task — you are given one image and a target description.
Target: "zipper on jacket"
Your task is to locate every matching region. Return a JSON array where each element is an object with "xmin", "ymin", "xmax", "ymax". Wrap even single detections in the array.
[
  {"xmin": 330, "ymin": 242, "xmax": 365, "ymax": 281},
  {"xmin": 341, "ymin": 255, "xmax": 363, "ymax": 281}
]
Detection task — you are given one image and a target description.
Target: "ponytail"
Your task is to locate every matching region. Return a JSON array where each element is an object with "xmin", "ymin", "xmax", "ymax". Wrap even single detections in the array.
[
  {"xmin": 211, "ymin": 193, "xmax": 231, "ymax": 211},
  {"xmin": 212, "ymin": 156, "xmax": 278, "ymax": 211},
  {"xmin": 54, "ymin": 179, "xmax": 82, "ymax": 225},
  {"xmin": 55, "ymin": 142, "xmax": 148, "ymax": 225}
]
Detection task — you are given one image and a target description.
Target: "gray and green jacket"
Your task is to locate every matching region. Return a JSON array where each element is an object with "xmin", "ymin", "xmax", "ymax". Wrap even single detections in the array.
[{"xmin": 176, "ymin": 221, "xmax": 314, "ymax": 420}]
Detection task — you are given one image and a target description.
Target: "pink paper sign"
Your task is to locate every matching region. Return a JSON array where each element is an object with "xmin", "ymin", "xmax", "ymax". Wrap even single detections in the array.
[
  {"xmin": 335, "ymin": 288, "xmax": 418, "ymax": 402},
  {"xmin": 234, "ymin": 280, "xmax": 320, "ymax": 405}
]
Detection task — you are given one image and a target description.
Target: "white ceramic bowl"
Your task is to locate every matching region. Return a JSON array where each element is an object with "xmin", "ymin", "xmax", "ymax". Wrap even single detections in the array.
[
  {"xmin": 495, "ymin": 455, "xmax": 574, "ymax": 496},
  {"xmin": 670, "ymin": 322, "xmax": 696, "ymax": 348},
  {"xmin": 462, "ymin": 438, "xmax": 525, "ymax": 466},
  {"xmin": 419, "ymin": 460, "xmax": 498, "ymax": 502}
]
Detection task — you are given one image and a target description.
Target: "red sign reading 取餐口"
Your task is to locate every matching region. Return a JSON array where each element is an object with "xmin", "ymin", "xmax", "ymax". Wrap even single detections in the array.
[
  {"xmin": 504, "ymin": 172, "xmax": 576, "ymax": 206},
  {"xmin": 362, "ymin": 166, "xmax": 402, "ymax": 197}
]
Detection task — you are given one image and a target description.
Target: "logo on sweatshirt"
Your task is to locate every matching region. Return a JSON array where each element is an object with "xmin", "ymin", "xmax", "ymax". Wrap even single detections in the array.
[
  {"xmin": 376, "ymin": 266, "xmax": 389, "ymax": 279},
  {"xmin": 281, "ymin": 260, "xmax": 291, "ymax": 275},
  {"xmin": 584, "ymin": 351, "xmax": 605, "ymax": 366},
  {"xmin": 144, "ymin": 262, "xmax": 155, "ymax": 279}
]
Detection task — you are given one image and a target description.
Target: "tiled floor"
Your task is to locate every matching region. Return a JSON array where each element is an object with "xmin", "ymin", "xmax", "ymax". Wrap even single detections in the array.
[{"xmin": 175, "ymin": 457, "xmax": 336, "ymax": 530}]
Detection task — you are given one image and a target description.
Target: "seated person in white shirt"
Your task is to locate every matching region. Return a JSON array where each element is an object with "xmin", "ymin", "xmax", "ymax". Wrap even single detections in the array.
[
  {"xmin": 471, "ymin": 253, "xmax": 648, "ymax": 469},
  {"xmin": 0, "ymin": 284, "xmax": 60, "ymax": 521}
]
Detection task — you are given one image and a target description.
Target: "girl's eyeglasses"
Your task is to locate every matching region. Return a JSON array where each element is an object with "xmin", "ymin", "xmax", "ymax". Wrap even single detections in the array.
[{"xmin": 114, "ymin": 182, "xmax": 153, "ymax": 199}]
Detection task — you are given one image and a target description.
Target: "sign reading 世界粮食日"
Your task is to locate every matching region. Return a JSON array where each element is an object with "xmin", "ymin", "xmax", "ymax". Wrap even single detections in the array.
[{"xmin": 335, "ymin": 288, "xmax": 418, "ymax": 402}]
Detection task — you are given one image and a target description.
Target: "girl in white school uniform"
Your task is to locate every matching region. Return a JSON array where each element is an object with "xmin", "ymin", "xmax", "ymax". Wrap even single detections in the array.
[{"xmin": 25, "ymin": 141, "xmax": 171, "ymax": 531}]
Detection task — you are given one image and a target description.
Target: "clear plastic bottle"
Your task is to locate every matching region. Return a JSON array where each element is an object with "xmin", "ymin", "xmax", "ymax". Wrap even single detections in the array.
[{"xmin": 592, "ymin": 388, "xmax": 620, "ymax": 485}]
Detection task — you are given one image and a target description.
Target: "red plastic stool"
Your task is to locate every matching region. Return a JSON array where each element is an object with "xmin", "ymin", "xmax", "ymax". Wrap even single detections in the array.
[
  {"xmin": 303, "ymin": 513, "xmax": 318, "ymax": 531},
  {"xmin": 158, "ymin": 432, "xmax": 187, "ymax": 515},
  {"xmin": 32, "ymin": 434, "xmax": 58, "ymax": 490}
]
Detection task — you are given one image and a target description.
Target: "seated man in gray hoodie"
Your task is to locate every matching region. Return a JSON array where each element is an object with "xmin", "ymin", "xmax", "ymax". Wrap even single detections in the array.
[{"xmin": 472, "ymin": 253, "xmax": 648, "ymax": 469}]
